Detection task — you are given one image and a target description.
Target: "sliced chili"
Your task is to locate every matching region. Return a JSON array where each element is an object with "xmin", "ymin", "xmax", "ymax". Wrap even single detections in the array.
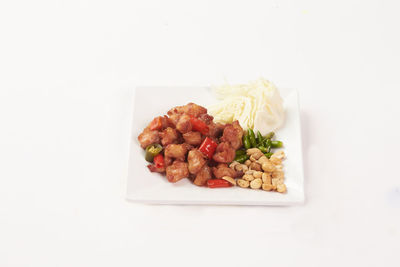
[
  {"xmin": 153, "ymin": 154, "xmax": 165, "ymax": 169},
  {"xmin": 149, "ymin": 117, "xmax": 162, "ymax": 131},
  {"xmin": 190, "ymin": 116, "xmax": 209, "ymax": 135},
  {"xmin": 198, "ymin": 137, "xmax": 218, "ymax": 159},
  {"xmin": 207, "ymin": 179, "xmax": 231, "ymax": 188},
  {"xmin": 145, "ymin": 143, "xmax": 163, "ymax": 162}
]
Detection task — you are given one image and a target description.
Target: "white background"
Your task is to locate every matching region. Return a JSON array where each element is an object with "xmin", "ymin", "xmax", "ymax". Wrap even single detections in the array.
[{"xmin": 1, "ymin": 0, "xmax": 399, "ymax": 266}]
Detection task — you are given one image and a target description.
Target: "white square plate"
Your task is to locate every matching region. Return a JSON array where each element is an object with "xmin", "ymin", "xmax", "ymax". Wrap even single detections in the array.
[{"xmin": 127, "ymin": 87, "xmax": 304, "ymax": 205}]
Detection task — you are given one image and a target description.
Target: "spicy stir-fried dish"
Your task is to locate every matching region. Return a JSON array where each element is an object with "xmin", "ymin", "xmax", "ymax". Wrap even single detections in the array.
[
  {"xmin": 138, "ymin": 103, "xmax": 241, "ymax": 185},
  {"xmin": 138, "ymin": 102, "xmax": 287, "ymax": 193}
]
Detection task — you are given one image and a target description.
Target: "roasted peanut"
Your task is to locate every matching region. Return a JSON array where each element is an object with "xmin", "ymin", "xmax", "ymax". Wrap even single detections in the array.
[
  {"xmin": 249, "ymin": 162, "xmax": 262, "ymax": 171},
  {"xmin": 242, "ymin": 174, "xmax": 255, "ymax": 181},
  {"xmin": 262, "ymin": 161, "xmax": 275, "ymax": 172},
  {"xmin": 222, "ymin": 176, "xmax": 236, "ymax": 185},
  {"xmin": 262, "ymin": 183, "xmax": 273, "ymax": 191},
  {"xmin": 253, "ymin": 171, "xmax": 263, "ymax": 179},
  {"xmin": 229, "ymin": 161, "xmax": 240, "ymax": 169},
  {"xmin": 275, "ymin": 165, "xmax": 283, "ymax": 170},
  {"xmin": 262, "ymin": 172, "xmax": 271, "ymax": 184},
  {"xmin": 277, "ymin": 183, "xmax": 287, "ymax": 193},
  {"xmin": 250, "ymin": 152, "xmax": 263, "ymax": 162},
  {"xmin": 246, "ymin": 148, "xmax": 261, "ymax": 155},
  {"xmin": 257, "ymin": 156, "xmax": 269, "ymax": 165},
  {"xmin": 269, "ymin": 157, "xmax": 282, "ymax": 165},
  {"xmin": 237, "ymin": 179, "xmax": 250, "ymax": 188},
  {"xmin": 253, "ymin": 151, "xmax": 264, "ymax": 160},
  {"xmin": 272, "ymin": 178, "xmax": 283, "ymax": 187},
  {"xmin": 271, "ymin": 178, "xmax": 278, "ymax": 190},
  {"xmin": 250, "ymin": 178, "xmax": 262, "ymax": 189},
  {"xmin": 237, "ymin": 147, "xmax": 286, "ymax": 193},
  {"xmin": 245, "ymin": 170, "xmax": 254, "ymax": 175},
  {"xmin": 272, "ymin": 170, "xmax": 284, "ymax": 179},
  {"xmin": 235, "ymin": 164, "xmax": 248, "ymax": 172},
  {"xmin": 271, "ymin": 151, "xmax": 285, "ymax": 160}
]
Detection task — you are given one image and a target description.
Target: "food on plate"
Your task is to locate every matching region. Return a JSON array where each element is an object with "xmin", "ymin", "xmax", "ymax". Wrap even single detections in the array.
[
  {"xmin": 207, "ymin": 179, "xmax": 232, "ymax": 188},
  {"xmin": 166, "ymin": 160, "xmax": 189, "ymax": 183},
  {"xmin": 208, "ymin": 78, "xmax": 285, "ymax": 134},
  {"xmin": 212, "ymin": 163, "xmax": 239, "ymax": 179},
  {"xmin": 182, "ymin": 131, "xmax": 202, "ymax": 145},
  {"xmin": 138, "ymin": 102, "xmax": 243, "ymax": 187},
  {"xmin": 138, "ymin": 129, "xmax": 160, "ymax": 149},
  {"xmin": 145, "ymin": 143, "xmax": 163, "ymax": 162},
  {"xmin": 193, "ymin": 165, "xmax": 212, "ymax": 186},
  {"xmin": 138, "ymin": 100, "xmax": 287, "ymax": 193},
  {"xmin": 138, "ymin": 77, "xmax": 288, "ymax": 194},
  {"xmin": 212, "ymin": 142, "xmax": 236, "ymax": 163},
  {"xmin": 233, "ymin": 149, "xmax": 287, "ymax": 193},
  {"xmin": 187, "ymin": 149, "xmax": 206, "ymax": 174}
]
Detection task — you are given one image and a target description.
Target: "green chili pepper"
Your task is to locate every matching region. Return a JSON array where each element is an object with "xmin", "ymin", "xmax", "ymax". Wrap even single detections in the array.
[
  {"xmin": 264, "ymin": 152, "xmax": 273, "ymax": 158},
  {"xmin": 145, "ymin": 143, "xmax": 163, "ymax": 162},
  {"xmin": 271, "ymin": 141, "xmax": 283, "ymax": 148},
  {"xmin": 264, "ymin": 132, "xmax": 275, "ymax": 140},
  {"xmin": 263, "ymin": 138, "xmax": 272, "ymax": 150},
  {"xmin": 235, "ymin": 154, "xmax": 249, "ymax": 164},
  {"xmin": 243, "ymin": 134, "xmax": 251, "ymax": 149},
  {"xmin": 256, "ymin": 131, "xmax": 263, "ymax": 146},
  {"xmin": 248, "ymin": 129, "xmax": 257, "ymax": 148},
  {"xmin": 258, "ymin": 146, "xmax": 268, "ymax": 153},
  {"xmin": 235, "ymin": 149, "xmax": 246, "ymax": 157}
]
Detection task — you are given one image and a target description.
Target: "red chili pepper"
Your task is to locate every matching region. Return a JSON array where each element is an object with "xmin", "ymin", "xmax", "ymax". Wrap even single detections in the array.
[
  {"xmin": 207, "ymin": 179, "xmax": 231, "ymax": 188},
  {"xmin": 190, "ymin": 116, "xmax": 209, "ymax": 135},
  {"xmin": 153, "ymin": 154, "xmax": 165, "ymax": 169},
  {"xmin": 149, "ymin": 117, "xmax": 162, "ymax": 131},
  {"xmin": 198, "ymin": 137, "xmax": 218, "ymax": 159}
]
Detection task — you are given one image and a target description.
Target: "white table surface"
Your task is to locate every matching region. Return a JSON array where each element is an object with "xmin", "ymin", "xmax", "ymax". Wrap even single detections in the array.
[{"xmin": 1, "ymin": 1, "xmax": 399, "ymax": 266}]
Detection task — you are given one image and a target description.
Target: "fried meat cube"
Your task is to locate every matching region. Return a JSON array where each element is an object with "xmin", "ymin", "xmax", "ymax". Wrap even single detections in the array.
[
  {"xmin": 138, "ymin": 129, "xmax": 160, "ymax": 149},
  {"xmin": 212, "ymin": 163, "xmax": 237, "ymax": 178},
  {"xmin": 187, "ymin": 149, "xmax": 206, "ymax": 174},
  {"xmin": 182, "ymin": 131, "xmax": 202, "ymax": 146},
  {"xmin": 165, "ymin": 144, "xmax": 188, "ymax": 161},
  {"xmin": 166, "ymin": 160, "xmax": 189, "ymax": 183},
  {"xmin": 220, "ymin": 120, "xmax": 243, "ymax": 150},
  {"xmin": 159, "ymin": 127, "xmax": 179, "ymax": 146},
  {"xmin": 212, "ymin": 142, "xmax": 235, "ymax": 163},
  {"xmin": 193, "ymin": 165, "xmax": 212, "ymax": 186}
]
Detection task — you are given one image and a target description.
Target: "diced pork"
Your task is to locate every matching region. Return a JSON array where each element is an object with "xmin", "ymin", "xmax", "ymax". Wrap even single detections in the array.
[
  {"xmin": 212, "ymin": 142, "xmax": 235, "ymax": 163},
  {"xmin": 176, "ymin": 114, "xmax": 192, "ymax": 134},
  {"xmin": 164, "ymin": 156, "xmax": 173, "ymax": 167},
  {"xmin": 159, "ymin": 127, "xmax": 179, "ymax": 146},
  {"xmin": 168, "ymin": 103, "xmax": 207, "ymax": 118},
  {"xmin": 187, "ymin": 149, "xmax": 206, "ymax": 174},
  {"xmin": 220, "ymin": 120, "xmax": 243, "ymax": 149},
  {"xmin": 182, "ymin": 131, "xmax": 202, "ymax": 146},
  {"xmin": 138, "ymin": 129, "xmax": 160, "ymax": 149},
  {"xmin": 207, "ymin": 122, "xmax": 225, "ymax": 138},
  {"xmin": 166, "ymin": 160, "xmax": 189, "ymax": 183},
  {"xmin": 165, "ymin": 144, "xmax": 188, "ymax": 161},
  {"xmin": 147, "ymin": 164, "xmax": 165, "ymax": 173},
  {"xmin": 193, "ymin": 165, "xmax": 212, "ymax": 186},
  {"xmin": 147, "ymin": 115, "xmax": 172, "ymax": 131},
  {"xmin": 212, "ymin": 163, "xmax": 238, "ymax": 178},
  {"xmin": 167, "ymin": 113, "xmax": 181, "ymax": 127},
  {"xmin": 198, "ymin": 113, "xmax": 214, "ymax": 124}
]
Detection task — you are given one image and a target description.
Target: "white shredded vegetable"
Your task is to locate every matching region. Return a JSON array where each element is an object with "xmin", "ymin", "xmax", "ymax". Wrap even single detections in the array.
[{"xmin": 208, "ymin": 78, "xmax": 285, "ymax": 134}]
